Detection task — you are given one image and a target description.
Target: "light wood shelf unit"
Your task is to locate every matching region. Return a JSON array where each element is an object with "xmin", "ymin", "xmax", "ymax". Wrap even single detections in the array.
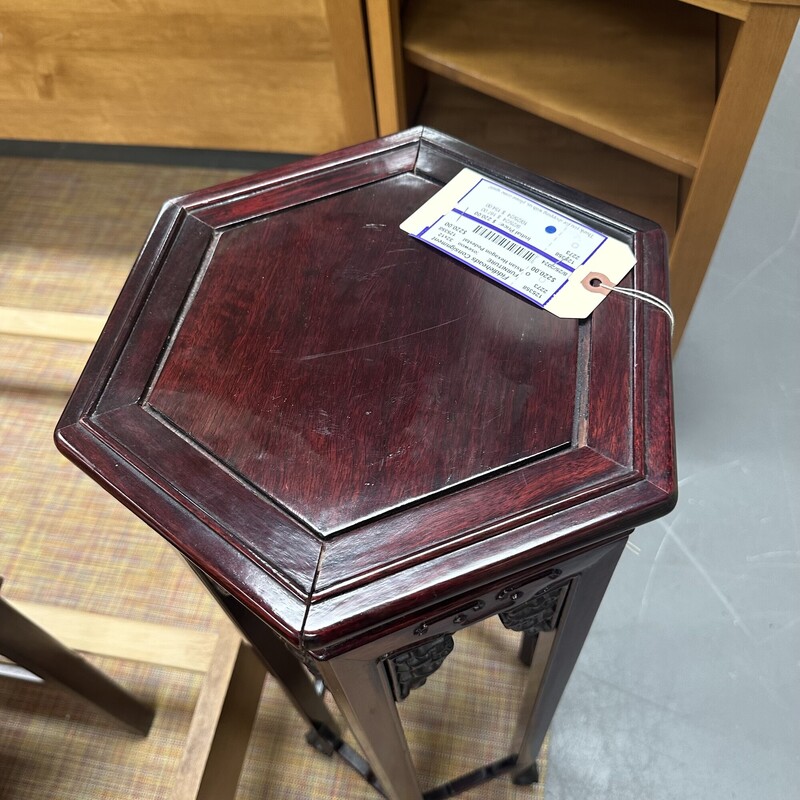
[
  {"xmin": 365, "ymin": 0, "xmax": 800, "ymax": 347},
  {"xmin": 404, "ymin": 0, "xmax": 717, "ymax": 177}
]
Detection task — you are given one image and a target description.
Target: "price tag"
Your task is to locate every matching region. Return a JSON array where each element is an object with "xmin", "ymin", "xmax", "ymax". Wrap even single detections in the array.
[{"xmin": 400, "ymin": 169, "xmax": 636, "ymax": 318}]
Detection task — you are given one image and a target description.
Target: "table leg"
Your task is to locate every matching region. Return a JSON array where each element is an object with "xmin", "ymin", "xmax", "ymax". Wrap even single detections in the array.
[
  {"xmin": 509, "ymin": 538, "xmax": 627, "ymax": 784},
  {"xmin": 188, "ymin": 567, "xmax": 341, "ymax": 742},
  {"xmin": 518, "ymin": 631, "xmax": 536, "ymax": 667},
  {"xmin": 319, "ymin": 655, "xmax": 424, "ymax": 800},
  {"xmin": 0, "ymin": 595, "xmax": 154, "ymax": 734}
]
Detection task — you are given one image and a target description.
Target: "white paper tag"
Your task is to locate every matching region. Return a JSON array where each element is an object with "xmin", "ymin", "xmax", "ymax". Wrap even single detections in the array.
[{"xmin": 400, "ymin": 169, "xmax": 636, "ymax": 318}]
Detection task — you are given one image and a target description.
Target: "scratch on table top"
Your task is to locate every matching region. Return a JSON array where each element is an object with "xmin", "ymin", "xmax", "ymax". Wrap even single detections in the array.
[
  {"xmin": 479, "ymin": 412, "xmax": 503, "ymax": 430},
  {"xmin": 298, "ymin": 315, "xmax": 466, "ymax": 362}
]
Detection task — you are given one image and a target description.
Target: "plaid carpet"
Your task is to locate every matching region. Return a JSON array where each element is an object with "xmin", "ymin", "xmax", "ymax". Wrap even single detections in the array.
[{"xmin": 0, "ymin": 155, "xmax": 547, "ymax": 799}]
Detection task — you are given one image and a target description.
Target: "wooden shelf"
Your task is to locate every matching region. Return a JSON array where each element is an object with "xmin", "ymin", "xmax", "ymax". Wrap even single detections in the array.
[
  {"xmin": 681, "ymin": 0, "xmax": 749, "ymax": 21},
  {"xmin": 404, "ymin": 0, "xmax": 717, "ymax": 177},
  {"xmin": 417, "ymin": 75, "xmax": 680, "ymax": 240}
]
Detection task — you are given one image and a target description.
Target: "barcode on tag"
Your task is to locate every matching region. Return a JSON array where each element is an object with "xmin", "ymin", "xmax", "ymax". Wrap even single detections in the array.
[{"xmin": 473, "ymin": 225, "xmax": 538, "ymax": 261}]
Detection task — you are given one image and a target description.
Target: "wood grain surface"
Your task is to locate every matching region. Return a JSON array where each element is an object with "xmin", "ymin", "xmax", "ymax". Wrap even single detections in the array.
[
  {"xmin": 683, "ymin": 0, "xmax": 749, "ymax": 19},
  {"xmin": 0, "ymin": 0, "xmax": 373, "ymax": 153},
  {"xmin": 366, "ymin": 0, "xmax": 408, "ymax": 134},
  {"xmin": 0, "ymin": 306, "xmax": 105, "ymax": 343},
  {"xmin": 8, "ymin": 600, "xmax": 220, "ymax": 671},
  {"xmin": 55, "ymin": 129, "xmax": 677, "ymax": 655},
  {"xmin": 150, "ymin": 176, "xmax": 577, "ymax": 532}
]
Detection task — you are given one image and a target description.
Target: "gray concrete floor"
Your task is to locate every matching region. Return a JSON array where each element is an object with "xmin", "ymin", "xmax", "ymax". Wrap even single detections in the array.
[{"xmin": 546, "ymin": 24, "xmax": 800, "ymax": 800}]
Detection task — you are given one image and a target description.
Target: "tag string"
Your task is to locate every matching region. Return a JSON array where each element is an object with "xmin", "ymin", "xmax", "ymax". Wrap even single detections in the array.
[{"xmin": 595, "ymin": 281, "xmax": 675, "ymax": 336}]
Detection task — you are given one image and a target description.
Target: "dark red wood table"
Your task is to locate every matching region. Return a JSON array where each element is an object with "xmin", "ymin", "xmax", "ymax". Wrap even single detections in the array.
[{"xmin": 56, "ymin": 128, "xmax": 676, "ymax": 799}]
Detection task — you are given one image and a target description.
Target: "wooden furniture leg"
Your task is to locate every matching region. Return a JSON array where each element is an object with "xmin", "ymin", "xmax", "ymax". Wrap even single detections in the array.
[
  {"xmin": 518, "ymin": 631, "xmax": 536, "ymax": 667},
  {"xmin": 318, "ymin": 655, "xmax": 423, "ymax": 800},
  {"xmin": 187, "ymin": 567, "xmax": 342, "ymax": 741},
  {"xmin": 0, "ymin": 593, "xmax": 154, "ymax": 734},
  {"xmin": 669, "ymin": 5, "xmax": 800, "ymax": 347},
  {"xmin": 510, "ymin": 538, "xmax": 626, "ymax": 784}
]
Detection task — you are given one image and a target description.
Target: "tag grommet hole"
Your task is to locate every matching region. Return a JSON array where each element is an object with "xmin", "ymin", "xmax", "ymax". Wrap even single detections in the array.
[{"xmin": 589, "ymin": 278, "xmax": 601, "ymax": 287}]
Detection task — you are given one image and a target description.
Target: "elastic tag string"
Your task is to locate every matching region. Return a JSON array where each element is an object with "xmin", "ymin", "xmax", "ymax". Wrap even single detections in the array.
[{"xmin": 596, "ymin": 282, "xmax": 675, "ymax": 336}]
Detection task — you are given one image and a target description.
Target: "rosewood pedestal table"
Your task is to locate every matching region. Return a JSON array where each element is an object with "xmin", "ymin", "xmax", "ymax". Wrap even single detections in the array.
[{"xmin": 55, "ymin": 128, "xmax": 677, "ymax": 798}]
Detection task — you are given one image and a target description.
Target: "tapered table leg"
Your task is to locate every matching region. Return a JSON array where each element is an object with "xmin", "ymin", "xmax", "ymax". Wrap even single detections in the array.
[
  {"xmin": 518, "ymin": 631, "xmax": 537, "ymax": 667},
  {"xmin": 510, "ymin": 538, "xmax": 627, "ymax": 784},
  {"xmin": 319, "ymin": 655, "xmax": 424, "ymax": 800},
  {"xmin": 0, "ymin": 596, "xmax": 154, "ymax": 734},
  {"xmin": 188, "ymin": 566, "xmax": 342, "ymax": 741}
]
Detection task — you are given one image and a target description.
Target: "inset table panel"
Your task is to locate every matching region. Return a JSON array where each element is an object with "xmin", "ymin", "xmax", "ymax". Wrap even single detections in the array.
[{"xmin": 150, "ymin": 176, "xmax": 578, "ymax": 533}]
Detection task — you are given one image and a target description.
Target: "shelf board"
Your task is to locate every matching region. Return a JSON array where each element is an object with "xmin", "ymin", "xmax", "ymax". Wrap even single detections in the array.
[
  {"xmin": 680, "ymin": 0, "xmax": 749, "ymax": 20},
  {"xmin": 417, "ymin": 75, "xmax": 680, "ymax": 241},
  {"xmin": 404, "ymin": 0, "xmax": 717, "ymax": 177}
]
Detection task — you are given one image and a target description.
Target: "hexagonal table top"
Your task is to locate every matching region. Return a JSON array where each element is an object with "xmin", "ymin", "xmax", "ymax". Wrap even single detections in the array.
[{"xmin": 56, "ymin": 128, "xmax": 676, "ymax": 653}]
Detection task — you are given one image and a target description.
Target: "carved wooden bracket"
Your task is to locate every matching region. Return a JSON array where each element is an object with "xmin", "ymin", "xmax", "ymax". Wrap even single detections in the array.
[
  {"xmin": 498, "ymin": 584, "xmax": 564, "ymax": 635},
  {"xmin": 386, "ymin": 634, "xmax": 455, "ymax": 701}
]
